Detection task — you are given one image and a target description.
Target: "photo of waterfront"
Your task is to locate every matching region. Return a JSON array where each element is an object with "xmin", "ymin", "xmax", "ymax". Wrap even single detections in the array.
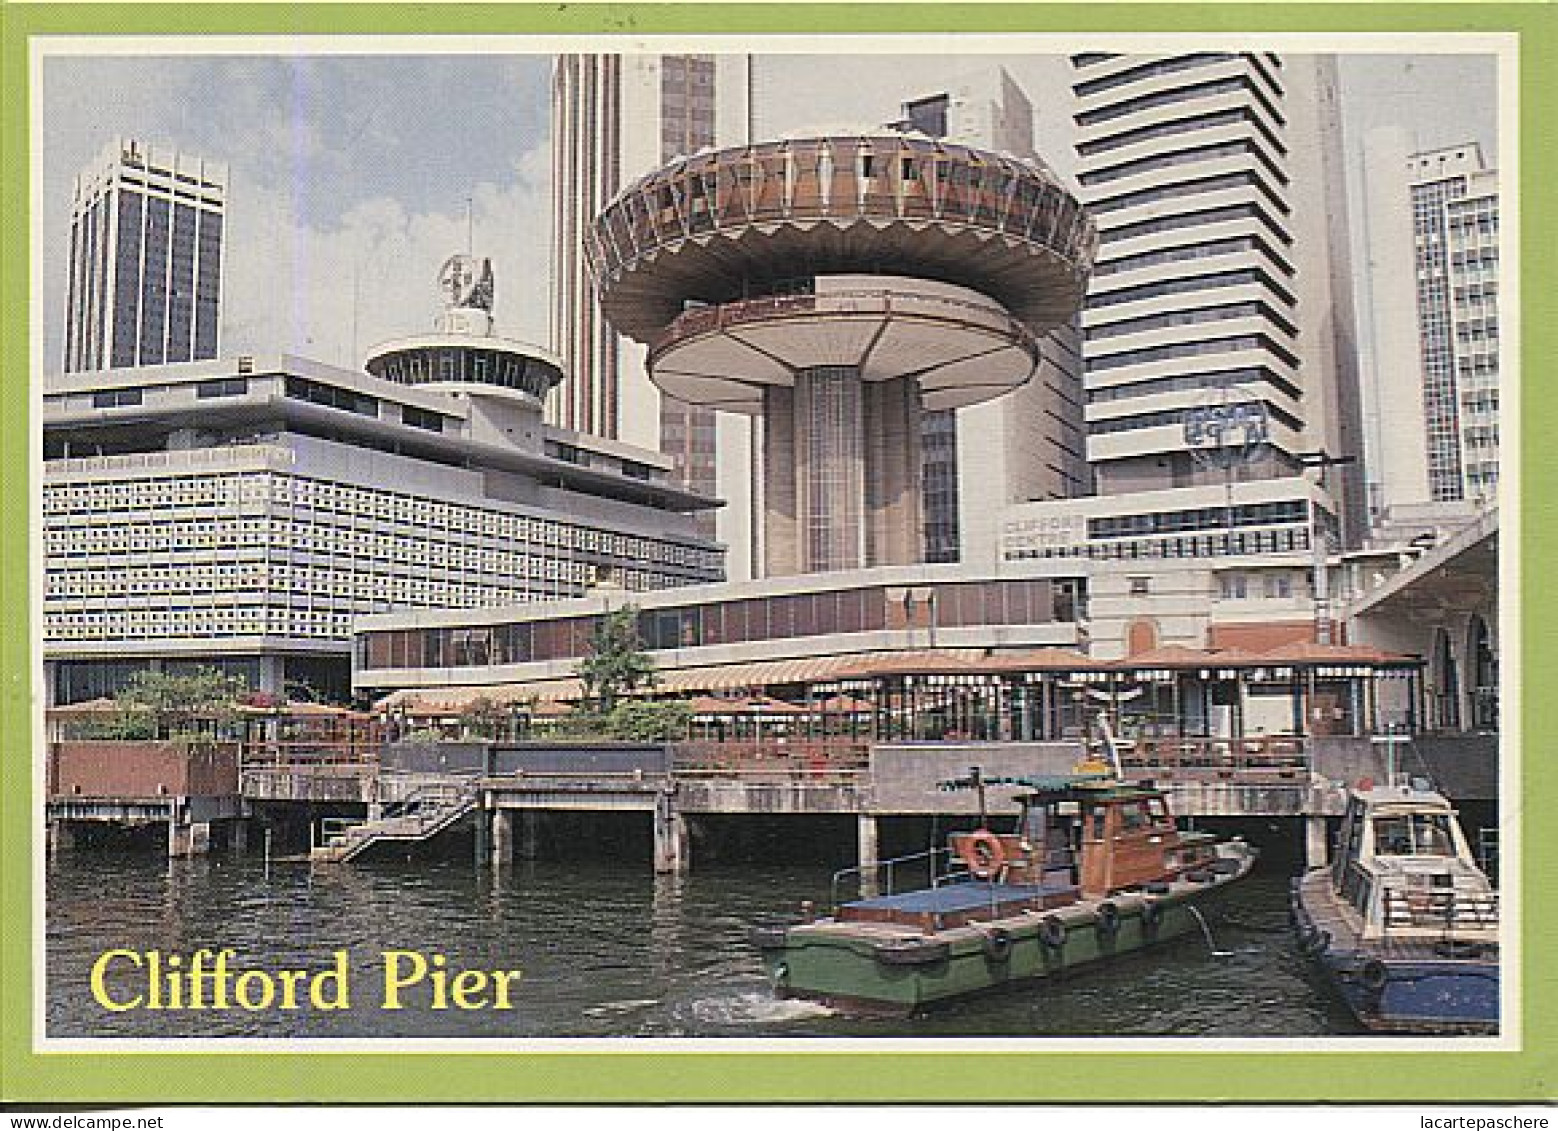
[{"xmin": 35, "ymin": 40, "xmax": 1504, "ymax": 1042}]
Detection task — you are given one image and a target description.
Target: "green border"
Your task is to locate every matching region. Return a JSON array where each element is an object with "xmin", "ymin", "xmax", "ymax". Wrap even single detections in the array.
[{"xmin": 2, "ymin": 1, "xmax": 1553, "ymax": 1105}]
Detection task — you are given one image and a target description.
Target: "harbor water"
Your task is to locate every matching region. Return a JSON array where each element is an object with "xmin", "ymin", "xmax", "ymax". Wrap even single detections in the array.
[{"xmin": 46, "ymin": 831, "xmax": 1364, "ymax": 1040}]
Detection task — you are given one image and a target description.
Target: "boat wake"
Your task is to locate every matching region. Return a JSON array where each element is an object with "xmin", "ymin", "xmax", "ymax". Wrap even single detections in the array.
[
  {"xmin": 582, "ymin": 997, "xmax": 661, "ymax": 1018},
  {"xmin": 687, "ymin": 990, "xmax": 836, "ymax": 1026}
]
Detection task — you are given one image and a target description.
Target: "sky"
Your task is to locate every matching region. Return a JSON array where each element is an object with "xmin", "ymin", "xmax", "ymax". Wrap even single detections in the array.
[{"xmin": 36, "ymin": 44, "xmax": 1500, "ymax": 379}]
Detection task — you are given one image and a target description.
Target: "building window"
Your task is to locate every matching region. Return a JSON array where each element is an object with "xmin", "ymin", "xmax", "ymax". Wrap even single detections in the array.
[
  {"xmin": 196, "ymin": 378, "xmax": 248, "ymax": 399},
  {"xmin": 92, "ymin": 389, "xmax": 143, "ymax": 408},
  {"xmin": 1128, "ymin": 576, "xmax": 1151, "ymax": 596}
]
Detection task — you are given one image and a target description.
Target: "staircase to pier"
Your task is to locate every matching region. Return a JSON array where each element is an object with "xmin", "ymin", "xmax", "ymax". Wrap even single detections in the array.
[{"xmin": 311, "ymin": 781, "xmax": 478, "ymax": 863}]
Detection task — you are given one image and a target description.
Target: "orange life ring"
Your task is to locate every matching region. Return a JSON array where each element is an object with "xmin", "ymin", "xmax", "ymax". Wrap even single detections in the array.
[{"xmin": 959, "ymin": 830, "xmax": 1008, "ymax": 880}]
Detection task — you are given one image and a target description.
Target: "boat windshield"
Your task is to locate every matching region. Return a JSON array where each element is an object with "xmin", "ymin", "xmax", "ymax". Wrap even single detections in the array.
[{"xmin": 1373, "ymin": 812, "xmax": 1456, "ymax": 856}]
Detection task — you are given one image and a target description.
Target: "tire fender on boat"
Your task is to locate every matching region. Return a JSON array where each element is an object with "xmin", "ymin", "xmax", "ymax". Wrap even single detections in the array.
[
  {"xmin": 980, "ymin": 926, "xmax": 1014, "ymax": 963},
  {"xmin": 1095, "ymin": 901, "xmax": 1122, "ymax": 938},
  {"xmin": 1139, "ymin": 899, "xmax": 1163, "ymax": 932},
  {"xmin": 1302, "ymin": 928, "xmax": 1332, "ymax": 956},
  {"xmin": 1361, "ymin": 959, "xmax": 1390, "ymax": 992},
  {"xmin": 1039, "ymin": 915, "xmax": 1068, "ymax": 951},
  {"xmin": 872, "ymin": 939, "xmax": 952, "ymax": 967}
]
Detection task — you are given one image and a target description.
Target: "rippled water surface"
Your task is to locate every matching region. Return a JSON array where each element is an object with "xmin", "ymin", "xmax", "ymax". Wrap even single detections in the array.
[{"xmin": 47, "ymin": 847, "xmax": 1361, "ymax": 1039}]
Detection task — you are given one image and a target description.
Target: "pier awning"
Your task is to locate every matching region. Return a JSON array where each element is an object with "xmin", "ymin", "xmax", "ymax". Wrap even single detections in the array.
[{"xmin": 371, "ymin": 642, "xmax": 1419, "ymax": 716}]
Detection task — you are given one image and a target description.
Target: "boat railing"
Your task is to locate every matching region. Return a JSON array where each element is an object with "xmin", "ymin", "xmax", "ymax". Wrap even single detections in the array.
[
  {"xmin": 829, "ymin": 846, "xmax": 952, "ymax": 912},
  {"xmin": 1380, "ymin": 885, "xmax": 1499, "ymax": 932}
]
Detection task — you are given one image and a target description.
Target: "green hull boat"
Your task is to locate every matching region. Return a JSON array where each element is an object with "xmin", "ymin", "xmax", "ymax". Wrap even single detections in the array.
[{"xmin": 752, "ymin": 769, "xmax": 1258, "ymax": 1015}]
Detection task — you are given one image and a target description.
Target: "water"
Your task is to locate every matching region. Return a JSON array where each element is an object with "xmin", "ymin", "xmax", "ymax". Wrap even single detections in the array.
[{"xmin": 46, "ymin": 848, "xmax": 1360, "ymax": 1039}]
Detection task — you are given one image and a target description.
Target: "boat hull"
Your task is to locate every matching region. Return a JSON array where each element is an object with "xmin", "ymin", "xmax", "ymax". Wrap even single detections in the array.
[
  {"xmin": 1290, "ymin": 874, "xmax": 1499, "ymax": 1035},
  {"xmin": 756, "ymin": 860, "xmax": 1252, "ymax": 1015}
]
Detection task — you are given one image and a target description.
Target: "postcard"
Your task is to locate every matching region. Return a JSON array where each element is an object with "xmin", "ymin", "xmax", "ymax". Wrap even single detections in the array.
[{"xmin": 2, "ymin": 0, "xmax": 1553, "ymax": 1108}]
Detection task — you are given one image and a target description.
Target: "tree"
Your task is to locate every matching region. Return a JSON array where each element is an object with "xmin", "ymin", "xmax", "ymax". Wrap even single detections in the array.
[
  {"xmin": 459, "ymin": 695, "xmax": 507, "ymax": 739},
  {"xmin": 575, "ymin": 606, "xmax": 656, "ymax": 713},
  {"xmin": 107, "ymin": 667, "xmax": 247, "ymax": 740}
]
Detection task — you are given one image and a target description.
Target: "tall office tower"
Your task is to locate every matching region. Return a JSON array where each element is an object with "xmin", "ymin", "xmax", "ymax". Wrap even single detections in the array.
[
  {"xmin": 551, "ymin": 54, "xmax": 722, "ymax": 537},
  {"xmin": 64, "ymin": 138, "xmax": 226, "ymax": 373},
  {"xmin": 1359, "ymin": 138, "xmax": 1501, "ymax": 517},
  {"xmin": 893, "ymin": 72, "xmax": 1092, "ymax": 564},
  {"xmin": 1069, "ymin": 53, "xmax": 1366, "ymax": 546},
  {"xmin": 649, "ymin": 55, "xmax": 720, "ymax": 540},
  {"xmin": 550, "ymin": 55, "xmax": 622, "ymax": 438}
]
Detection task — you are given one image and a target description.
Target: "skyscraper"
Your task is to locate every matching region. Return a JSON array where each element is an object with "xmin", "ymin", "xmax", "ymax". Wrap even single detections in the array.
[
  {"xmin": 1068, "ymin": 53, "xmax": 1365, "ymax": 545},
  {"xmin": 64, "ymin": 138, "xmax": 226, "ymax": 373},
  {"xmin": 550, "ymin": 55, "xmax": 622, "ymax": 438},
  {"xmin": 551, "ymin": 54, "xmax": 725, "ymax": 538},
  {"xmin": 1358, "ymin": 138, "xmax": 1501, "ymax": 514}
]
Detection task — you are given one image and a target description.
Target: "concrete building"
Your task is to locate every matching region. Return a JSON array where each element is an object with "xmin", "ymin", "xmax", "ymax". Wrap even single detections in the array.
[
  {"xmin": 551, "ymin": 54, "xmax": 733, "ymax": 542},
  {"xmin": 586, "ymin": 129, "xmax": 1094, "ymax": 577},
  {"xmin": 549, "ymin": 55, "xmax": 621, "ymax": 439},
  {"xmin": 1361, "ymin": 138, "xmax": 1501, "ymax": 511},
  {"xmin": 890, "ymin": 71, "xmax": 1092, "ymax": 565},
  {"xmin": 1067, "ymin": 52, "xmax": 1367, "ymax": 550},
  {"xmin": 43, "ymin": 256, "xmax": 723, "ymax": 706},
  {"xmin": 64, "ymin": 138, "xmax": 226, "ymax": 373}
]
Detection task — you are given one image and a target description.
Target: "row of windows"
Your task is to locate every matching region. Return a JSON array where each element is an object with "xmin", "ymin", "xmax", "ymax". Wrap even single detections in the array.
[
  {"xmin": 1088, "ymin": 331, "xmax": 1300, "ymax": 372},
  {"xmin": 1087, "ymin": 268, "xmax": 1294, "ymax": 317},
  {"xmin": 1098, "ymin": 202, "xmax": 1289, "ymax": 248},
  {"xmin": 1092, "ymin": 234, "xmax": 1293, "ymax": 280},
  {"xmin": 1073, "ymin": 52, "xmax": 1237, "ymax": 99},
  {"xmin": 45, "ymin": 473, "xmax": 720, "ymax": 573},
  {"xmin": 1088, "ymin": 399, "xmax": 1300, "ymax": 437},
  {"xmin": 1087, "ymin": 299, "xmax": 1297, "ymax": 343},
  {"xmin": 1089, "ymin": 499, "xmax": 1308, "ymax": 539},
  {"xmin": 284, "ymin": 375, "xmax": 378, "ymax": 417},
  {"xmin": 1087, "ymin": 365, "xmax": 1300, "ymax": 406},
  {"xmin": 1077, "ymin": 107, "xmax": 1282, "ymax": 159},
  {"xmin": 1075, "ymin": 74, "xmax": 1285, "ymax": 133},
  {"xmin": 1081, "ymin": 138, "xmax": 1286, "ymax": 192},
  {"xmin": 360, "ymin": 580, "xmax": 1075, "ymax": 672},
  {"xmin": 1007, "ymin": 525, "xmax": 1310, "ymax": 562}
]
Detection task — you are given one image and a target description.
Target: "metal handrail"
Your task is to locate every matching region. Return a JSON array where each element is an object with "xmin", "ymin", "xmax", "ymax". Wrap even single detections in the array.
[
  {"xmin": 653, "ymin": 287, "xmax": 1040, "ymax": 357},
  {"xmin": 829, "ymin": 845, "xmax": 951, "ymax": 912},
  {"xmin": 1380, "ymin": 885, "xmax": 1499, "ymax": 931}
]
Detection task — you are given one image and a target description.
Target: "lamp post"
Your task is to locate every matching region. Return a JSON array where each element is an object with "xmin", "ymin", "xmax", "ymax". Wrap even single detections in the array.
[{"xmin": 1296, "ymin": 451, "xmax": 1356, "ymax": 646}]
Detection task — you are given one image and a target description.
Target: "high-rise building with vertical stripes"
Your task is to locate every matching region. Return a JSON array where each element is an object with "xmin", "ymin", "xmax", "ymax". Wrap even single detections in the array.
[
  {"xmin": 550, "ymin": 55, "xmax": 622, "ymax": 438},
  {"xmin": 64, "ymin": 138, "xmax": 226, "ymax": 373},
  {"xmin": 1408, "ymin": 145, "xmax": 1500, "ymax": 503},
  {"xmin": 551, "ymin": 54, "xmax": 723, "ymax": 539},
  {"xmin": 1069, "ymin": 52, "xmax": 1365, "ymax": 547}
]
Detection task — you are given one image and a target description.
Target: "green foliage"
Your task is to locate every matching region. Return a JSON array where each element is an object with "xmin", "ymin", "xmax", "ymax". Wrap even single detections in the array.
[
  {"xmin": 108, "ymin": 667, "xmax": 247, "ymax": 740},
  {"xmin": 575, "ymin": 606, "xmax": 657, "ymax": 713},
  {"xmin": 459, "ymin": 695, "xmax": 507, "ymax": 739},
  {"xmin": 603, "ymin": 700, "xmax": 692, "ymax": 742},
  {"xmin": 547, "ymin": 700, "xmax": 691, "ymax": 743}
]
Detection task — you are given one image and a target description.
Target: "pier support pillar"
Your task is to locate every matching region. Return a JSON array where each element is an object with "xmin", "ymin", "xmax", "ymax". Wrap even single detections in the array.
[
  {"xmin": 653, "ymin": 794, "xmax": 688, "ymax": 874},
  {"xmin": 474, "ymin": 805, "xmax": 492, "ymax": 868},
  {"xmin": 230, "ymin": 819, "xmax": 249, "ymax": 854},
  {"xmin": 518, "ymin": 811, "xmax": 542, "ymax": 860},
  {"xmin": 47, "ymin": 819, "xmax": 76, "ymax": 859},
  {"xmin": 858, "ymin": 814, "xmax": 880, "ymax": 897},
  {"xmin": 491, "ymin": 807, "xmax": 514, "ymax": 868},
  {"xmin": 1305, "ymin": 816, "xmax": 1328, "ymax": 869},
  {"xmin": 168, "ymin": 818, "xmax": 210, "ymax": 858}
]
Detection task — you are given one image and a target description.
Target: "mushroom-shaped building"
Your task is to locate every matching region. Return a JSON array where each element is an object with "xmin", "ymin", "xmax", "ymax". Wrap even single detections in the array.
[{"xmin": 587, "ymin": 130, "xmax": 1095, "ymax": 576}]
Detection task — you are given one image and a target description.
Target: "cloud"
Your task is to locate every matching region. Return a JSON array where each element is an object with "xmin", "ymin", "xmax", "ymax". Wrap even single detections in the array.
[{"xmin": 222, "ymin": 134, "xmax": 553, "ymax": 368}]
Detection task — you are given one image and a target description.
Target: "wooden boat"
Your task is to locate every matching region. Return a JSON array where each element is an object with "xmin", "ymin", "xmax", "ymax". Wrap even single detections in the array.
[
  {"xmin": 1290, "ymin": 773, "xmax": 1499, "ymax": 1034},
  {"xmin": 751, "ymin": 761, "xmax": 1257, "ymax": 1015}
]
